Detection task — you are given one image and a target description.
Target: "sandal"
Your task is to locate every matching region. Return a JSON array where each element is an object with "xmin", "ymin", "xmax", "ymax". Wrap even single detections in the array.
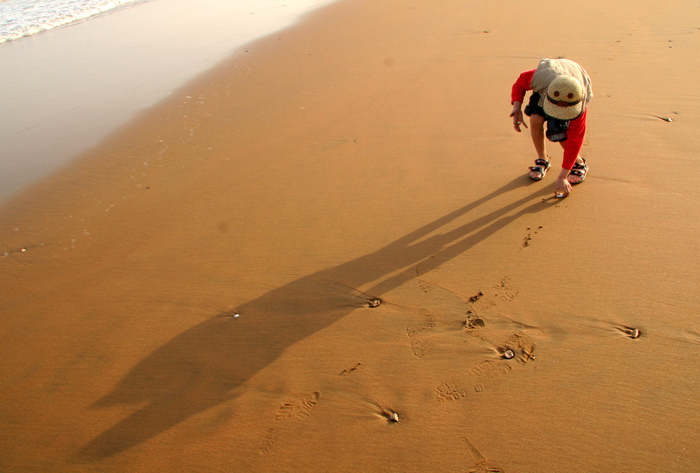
[
  {"xmin": 529, "ymin": 158, "xmax": 551, "ymax": 181},
  {"xmin": 567, "ymin": 158, "xmax": 588, "ymax": 185}
]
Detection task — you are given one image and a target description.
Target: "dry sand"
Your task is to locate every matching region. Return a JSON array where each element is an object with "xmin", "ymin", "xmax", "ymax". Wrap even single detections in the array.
[{"xmin": 2, "ymin": 0, "xmax": 700, "ymax": 471}]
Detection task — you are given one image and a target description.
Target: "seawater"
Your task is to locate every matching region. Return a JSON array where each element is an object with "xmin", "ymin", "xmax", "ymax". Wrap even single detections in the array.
[
  {"xmin": 0, "ymin": 0, "xmax": 144, "ymax": 44},
  {"xmin": 0, "ymin": 0, "xmax": 334, "ymax": 45},
  {"xmin": 0, "ymin": 0, "xmax": 336, "ymax": 202}
]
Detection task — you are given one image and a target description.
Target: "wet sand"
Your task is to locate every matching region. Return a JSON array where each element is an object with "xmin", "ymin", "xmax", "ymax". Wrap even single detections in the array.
[
  {"xmin": 2, "ymin": 0, "xmax": 700, "ymax": 471},
  {"xmin": 0, "ymin": 0, "xmax": 335, "ymax": 202}
]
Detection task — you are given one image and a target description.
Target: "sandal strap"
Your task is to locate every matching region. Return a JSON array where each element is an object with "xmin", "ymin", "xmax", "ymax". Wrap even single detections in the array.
[
  {"xmin": 530, "ymin": 159, "xmax": 551, "ymax": 173},
  {"xmin": 572, "ymin": 159, "xmax": 587, "ymax": 170},
  {"xmin": 529, "ymin": 157, "xmax": 551, "ymax": 180}
]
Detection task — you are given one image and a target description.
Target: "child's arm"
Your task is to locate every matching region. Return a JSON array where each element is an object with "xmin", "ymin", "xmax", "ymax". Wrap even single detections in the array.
[{"xmin": 511, "ymin": 69, "xmax": 536, "ymax": 105}]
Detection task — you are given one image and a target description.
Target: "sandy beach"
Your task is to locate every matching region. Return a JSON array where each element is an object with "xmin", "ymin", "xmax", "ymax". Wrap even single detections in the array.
[{"xmin": 2, "ymin": 0, "xmax": 700, "ymax": 471}]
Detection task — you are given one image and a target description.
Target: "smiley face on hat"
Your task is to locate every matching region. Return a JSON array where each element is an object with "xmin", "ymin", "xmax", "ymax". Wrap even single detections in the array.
[{"xmin": 543, "ymin": 75, "xmax": 584, "ymax": 120}]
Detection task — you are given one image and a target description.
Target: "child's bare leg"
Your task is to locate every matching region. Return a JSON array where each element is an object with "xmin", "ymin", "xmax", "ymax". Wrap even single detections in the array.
[{"xmin": 529, "ymin": 114, "xmax": 548, "ymax": 179}]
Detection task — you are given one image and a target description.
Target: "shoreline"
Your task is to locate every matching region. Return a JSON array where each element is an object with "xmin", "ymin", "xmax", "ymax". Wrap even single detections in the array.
[
  {"xmin": 1, "ymin": 0, "xmax": 700, "ymax": 471},
  {"xmin": 0, "ymin": 0, "xmax": 336, "ymax": 203}
]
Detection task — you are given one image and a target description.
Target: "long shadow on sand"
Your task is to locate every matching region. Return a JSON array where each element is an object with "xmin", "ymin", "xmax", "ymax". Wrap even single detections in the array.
[{"xmin": 78, "ymin": 176, "xmax": 555, "ymax": 460}]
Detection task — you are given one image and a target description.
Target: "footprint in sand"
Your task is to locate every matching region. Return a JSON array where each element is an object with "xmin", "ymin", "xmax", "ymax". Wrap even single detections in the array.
[
  {"xmin": 522, "ymin": 226, "xmax": 543, "ymax": 248},
  {"xmin": 411, "ymin": 340, "xmax": 434, "ymax": 357},
  {"xmin": 466, "ymin": 288, "xmax": 497, "ymax": 313},
  {"xmin": 471, "ymin": 362, "xmax": 513, "ymax": 393},
  {"xmin": 274, "ymin": 392, "xmax": 321, "ymax": 422},
  {"xmin": 436, "ymin": 382, "xmax": 467, "ymax": 403},
  {"xmin": 464, "ymin": 311, "xmax": 486, "ymax": 334},
  {"xmin": 417, "ymin": 279, "xmax": 432, "ymax": 293},
  {"xmin": 260, "ymin": 392, "xmax": 321, "ymax": 454},
  {"xmin": 259, "ymin": 428, "xmax": 278, "ymax": 454},
  {"xmin": 469, "ymin": 333, "xmax": 536, "ymax": 392},
  {"xmin": 501, "ymin": 333, "xmax": 536, "ymax": 363},
  {"xmin": 415, "ymin": 257, "xmax": 441, "ymax": 292},
  {"xmin": 492, "ymin": 276, "xmax": 519, "ymax": 302},
  {"xmin": 406, "ymin": 309, "xmax": 436, "ymax": 338},
  {"xmin": 463, "ymin": 278, "xmax": 522, "ymax": 345}
]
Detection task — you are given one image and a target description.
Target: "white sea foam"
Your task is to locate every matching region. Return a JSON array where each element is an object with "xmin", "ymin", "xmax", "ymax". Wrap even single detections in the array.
[{"xmin": 0, "ymin": 0, "xmax": 144, "ymax": 44}]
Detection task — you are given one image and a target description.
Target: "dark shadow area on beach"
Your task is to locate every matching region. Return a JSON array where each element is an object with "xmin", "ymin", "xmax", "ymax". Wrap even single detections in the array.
[{"xmin": 77, "ymin": 176, "xmax": 556, "ymax": 461}]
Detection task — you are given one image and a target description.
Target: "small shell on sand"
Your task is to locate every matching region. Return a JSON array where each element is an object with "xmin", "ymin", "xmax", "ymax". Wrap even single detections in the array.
[
  {"xmin": 368, "ymin": 298, "xmax": 382, "ymax": 308},
  {"xmin": 630, "ymin": 328, "xmax": 641, "ymax": 339},
  {"xmin": 503, "ymin": 349, "xmax": 515, "ymax": 359},
  {"xmin": 388, "ymin": 412, "xmax": 400, "ymax": 422}
]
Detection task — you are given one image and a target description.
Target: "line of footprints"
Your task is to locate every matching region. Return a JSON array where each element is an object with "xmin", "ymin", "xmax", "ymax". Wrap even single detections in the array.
[
  {"xmin": 257, "ymin": 273, "xmax": 642, "ymax": 464},
  {"xmin": 410, "ymin": 277, "xmax": 536, "ymax": 398}
]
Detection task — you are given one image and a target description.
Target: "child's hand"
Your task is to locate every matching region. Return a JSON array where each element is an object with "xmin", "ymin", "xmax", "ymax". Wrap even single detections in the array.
[
  {"xmin": 510, "ymin": 109, "xmax": 528, "ymax": 133},
  {"xmin": 555, "ymin": 176, "xmax": 573, "ymax": 197}
]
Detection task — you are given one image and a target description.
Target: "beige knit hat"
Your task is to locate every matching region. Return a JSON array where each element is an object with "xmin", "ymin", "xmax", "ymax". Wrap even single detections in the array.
[{"xmin": 543, "ymin": 75, "xmax": 584, "ymax": 120}]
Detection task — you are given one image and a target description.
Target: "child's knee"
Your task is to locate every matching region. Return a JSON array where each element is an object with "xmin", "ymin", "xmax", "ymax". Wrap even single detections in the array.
[{"xmin": 530, "ymin": 114, "xmax": 545, "ymax": 128}]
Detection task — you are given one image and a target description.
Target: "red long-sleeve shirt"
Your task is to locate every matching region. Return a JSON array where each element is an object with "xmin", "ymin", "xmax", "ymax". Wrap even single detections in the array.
[{"xmin": 512, "ymin": 69, "xmax": 587, "ymax": 171}]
